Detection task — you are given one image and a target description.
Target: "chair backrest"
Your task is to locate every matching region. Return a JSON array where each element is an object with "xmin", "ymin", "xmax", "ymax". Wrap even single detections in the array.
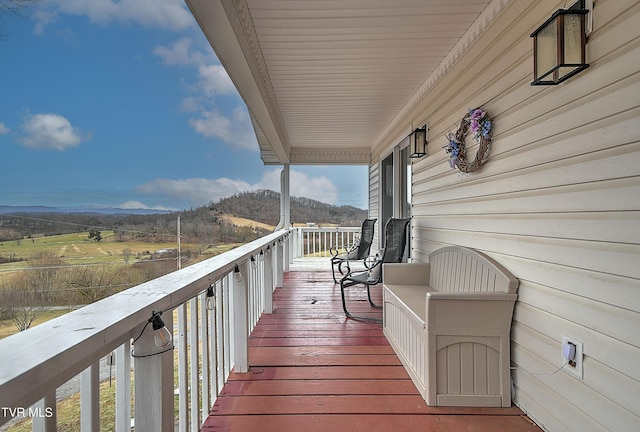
[
  {"xmin": 364, "ymin": 218, "xmax": 410, "ymax": 284},
  {"xmin": 381, "ymin": 218, "xmax": 411, "ymax": 264},
  {"xmin": 354, "ymin": 218, "xmax": 377, "ymax": 260}
]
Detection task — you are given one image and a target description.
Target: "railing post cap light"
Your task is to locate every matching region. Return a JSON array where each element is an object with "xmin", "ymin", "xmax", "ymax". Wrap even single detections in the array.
[
  {"xmin": 530, "ymin": 1, "xmax": 590, "ymax": 85},
  {"xmin": 409, "ymin": 125, "xmax": 428, "ymax": 158}
]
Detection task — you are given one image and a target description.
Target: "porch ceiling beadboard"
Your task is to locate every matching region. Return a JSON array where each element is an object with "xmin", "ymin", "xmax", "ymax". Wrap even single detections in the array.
[{"xmin": 186, "ymin": 0, "xmax": 505, "ymax": 165}]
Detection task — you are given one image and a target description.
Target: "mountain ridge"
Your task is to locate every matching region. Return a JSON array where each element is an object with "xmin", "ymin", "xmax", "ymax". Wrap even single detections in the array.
[
  {"xmin": 209, "ymin": 190, "xmax": 367, "ymax": 226},
  {"xmin": 0, "ymin": 205, "xmax": 171, "ymax": 215}
]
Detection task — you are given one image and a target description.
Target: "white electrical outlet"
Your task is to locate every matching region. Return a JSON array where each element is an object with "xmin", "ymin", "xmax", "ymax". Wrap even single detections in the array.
[{"xmin": 562, "ymin": 335, "xmax": 583, "ymax": 379}]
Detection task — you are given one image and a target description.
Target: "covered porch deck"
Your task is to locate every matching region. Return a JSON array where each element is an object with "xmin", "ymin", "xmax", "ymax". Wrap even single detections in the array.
[{"xmin": 202, "ymin": 261, "xmax": 542, "ymax": 432}]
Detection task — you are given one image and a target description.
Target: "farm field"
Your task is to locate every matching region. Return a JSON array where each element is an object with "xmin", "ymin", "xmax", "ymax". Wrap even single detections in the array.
[
  {"xmin": 0, "ymin": 230, "xmax": 242, "ymax": 281},
  {"xmin": 0, "ymin": 231, "xmax": 175, "ymax": 269}
]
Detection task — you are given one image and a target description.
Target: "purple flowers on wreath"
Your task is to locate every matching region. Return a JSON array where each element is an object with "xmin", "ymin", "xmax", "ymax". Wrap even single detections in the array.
[
  {"xmin": 443, "ymin": 107, "xmax": 493, "ymax": 171},
  {"xmin": 444, "ymin": 132, "xmax": 461, "ymax": 169},
  {"xmin": 469, "ymin": 108, "xmax": 492, "ymax": 140}
]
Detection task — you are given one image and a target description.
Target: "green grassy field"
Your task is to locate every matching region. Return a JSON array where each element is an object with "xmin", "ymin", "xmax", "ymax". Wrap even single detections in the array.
[
  {"xmin": 0, "ymin": 231, "xmax": 241, "ymax": 277},
  {"xmin": 0, "ymin": 231, "xmax": 177, "ymax": 267}
]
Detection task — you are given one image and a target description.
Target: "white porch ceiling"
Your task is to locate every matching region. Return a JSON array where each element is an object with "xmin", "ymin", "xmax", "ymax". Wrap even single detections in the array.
[{"xmin": 186, "ymin": 0, "xmax": 499, "ymax": 165}]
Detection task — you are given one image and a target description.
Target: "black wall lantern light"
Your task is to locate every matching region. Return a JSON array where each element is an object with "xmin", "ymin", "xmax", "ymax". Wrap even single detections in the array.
[
  {"xmin": 530, "ymin": 0, "xmax": 590, "ymax": 85},
  {"xmin": 409, "ymin": 124, "xmax": 427, "ymax": 158}
]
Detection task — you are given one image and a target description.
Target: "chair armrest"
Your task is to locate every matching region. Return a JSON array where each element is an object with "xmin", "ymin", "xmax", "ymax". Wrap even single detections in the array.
[
  {"xmin": 329, "ymin": 246, "xmax": 340, "ymax": 257},
  {"xmin": 383, "ymin": 263, "xmax": 429, "ymax": 285}
]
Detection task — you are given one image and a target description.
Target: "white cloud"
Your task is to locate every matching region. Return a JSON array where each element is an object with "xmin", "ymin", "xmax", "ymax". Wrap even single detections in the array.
[
  {"xmin": 0, "ymin": 122, "xmax": 10, "ymax": 135},
  {"xmin": 33, "ymin": 10, "xmax": 58, "ymax": 35},
  {"xmin": 38, "ymin": 0, "xmax": 194, "ymax": 33},
  {"xmin": 189, "ymin": 107, "xmax": 257, "ymax": 150},
  {"xmin": 154, "ymin": 38, "xmax": 244, "ymax": 150},
  {"xmin": 137, "ymin": 177, "xmax": 254, "ymax": 206},
  {"xmin": 260, "ymin": 170, "xmax": 339, "ymax": 206},
  {"xmin": 137, "ymin": 169, "xmax": 339, "ymax": 207},
  {"xmin": 118, "ymin": 200, "xmax": 175, "ymax": 211},
  {"xmin": 198, "ymin": 64, "xmax": 235, "ymax": 96},
  {"xmin": 20, "ymin": 113, "xmax": 90, "ymax": 150},
  {"xmin": 154, "ymin": 38, "xmax": 234, "ymax": 95},
  {"xmin": 153, "ymin": 38, "xmax": 205, "ymax": 66},
  {"xmin": 179, "ymin": 97, "xmax": 202, "ymax": 113}
]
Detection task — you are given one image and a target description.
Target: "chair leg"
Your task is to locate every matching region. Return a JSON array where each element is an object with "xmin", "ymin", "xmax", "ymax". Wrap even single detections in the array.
[
  {"xmin": 331, "ymin": 259, "xmax": 340, "ymax": 283},
  {"xmin": 340, "ymin": 281, "xmax": 382, "ymax": 323},
  {"xmin": 366, "ymin": 285, "xmax": 382, "ymax": 309}
]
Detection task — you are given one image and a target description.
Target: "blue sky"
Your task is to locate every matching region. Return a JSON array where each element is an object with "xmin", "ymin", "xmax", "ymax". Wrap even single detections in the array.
[{"xmin": 0, "ymin": 0, "xmax": 368, "ymax": 211}]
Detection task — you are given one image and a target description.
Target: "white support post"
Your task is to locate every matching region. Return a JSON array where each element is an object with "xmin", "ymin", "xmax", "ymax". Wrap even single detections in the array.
[
  {"xmin": 32, "ymin": 391, "xmax": 56, "ymax": 432},
  {"xmin": 80, "ymin": 361, "xmax": 100, "ymax": 432},
  {"xmin": 233, "ymin": 261, "xmax": 250, "ymax": 373},
  {"xmin": 177, "ymin": 303, "xmax": 188, "ymax": 432},
  {"xmin": 209, "ymin": 286, "xmax": 219, "ymax": 397},
  {"xmin": 200, "ymin": 292, "xmax": 210, "ymax": 423},
  {"xmin": 275, "ymin": 241, "xmax": 284, "ymax": 288},
  {"xmin": 223, "ymin": 276, "xmax": 231, "ymax": 380},
  {"xmin": 263, "ymin": 249, "xmax": 274, "ymax": 314},
  {"xmin": 299, "ymin": 228, "xmax": 304, "ymax": 258},
  {"xmin": 115, "ymin": 341, "xmax": 131, "ymax": 432},
  {"xmin": 189, "ymin": 297, "xmax": 200, "ymax": 432},
  {"xmin": 290, "ymin": 229, "xmax": 297, "ymax": 259},
  {"xmin": 282, "ymin": 164, "xmax": 290, "ymax": 272},
  {"xmin": 133, "ymin": 313, "xmax": 174, "ymax": 432}
]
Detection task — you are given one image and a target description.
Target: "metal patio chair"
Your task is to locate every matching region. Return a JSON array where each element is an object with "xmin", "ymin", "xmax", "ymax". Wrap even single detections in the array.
[
  {"xmin": 340, "ymin": 218, "xmax": 410, "ymax": 322},
  {"xmin": 330, "ymin": 218, "xmax": 376, "ymax": 283}
]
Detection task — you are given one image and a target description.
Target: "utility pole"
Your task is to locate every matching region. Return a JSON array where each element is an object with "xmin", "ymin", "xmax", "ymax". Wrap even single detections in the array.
[{"xmin": 177, "ymin": 215, "xmax": 182, "ymax": 270}]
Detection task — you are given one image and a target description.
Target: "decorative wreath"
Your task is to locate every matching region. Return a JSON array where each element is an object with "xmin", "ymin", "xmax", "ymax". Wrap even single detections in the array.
[{"xmin": 444, "ymin": 108, "xmax": 493, "ymax": 173}]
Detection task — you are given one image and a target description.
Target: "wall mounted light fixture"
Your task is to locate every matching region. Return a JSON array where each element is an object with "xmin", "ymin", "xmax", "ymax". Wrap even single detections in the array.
[
  {"xmin": 530, "ymin": 0, "xmax": 590, "ymax": 85},
  {"xmin": 409, "ymin": 125, "xmax": 428, "ymax": 158}
]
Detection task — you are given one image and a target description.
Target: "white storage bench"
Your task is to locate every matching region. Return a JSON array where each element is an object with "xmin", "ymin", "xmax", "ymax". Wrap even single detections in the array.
[{"xmin": 382, "ymin": 246, "xmax": 519, "ymax": 407}]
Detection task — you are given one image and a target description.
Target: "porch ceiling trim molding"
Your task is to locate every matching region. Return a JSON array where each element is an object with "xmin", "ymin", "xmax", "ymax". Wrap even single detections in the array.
[
  {"xmin": 372, "ymin": 0, "xmax": 514, "ymax": 153},
  {"xmin": 289, "ymin": 148, "xmax": 371, "ymax": 165}
]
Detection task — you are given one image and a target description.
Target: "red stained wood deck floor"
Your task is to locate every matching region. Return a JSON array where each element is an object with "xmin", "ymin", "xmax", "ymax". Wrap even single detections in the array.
[{"xmin": 201, "ymin": 271, "xmax": 542, "ymax": 432}]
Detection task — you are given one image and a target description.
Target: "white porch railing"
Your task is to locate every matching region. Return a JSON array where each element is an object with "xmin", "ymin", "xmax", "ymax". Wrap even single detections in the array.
[
  {"xmin": 0, "ymin": 229, "xmax": 290, "ymax": 432},
  {"xmin": 291, "ymin": 226, "xmax": 360, "ymax": 259}
]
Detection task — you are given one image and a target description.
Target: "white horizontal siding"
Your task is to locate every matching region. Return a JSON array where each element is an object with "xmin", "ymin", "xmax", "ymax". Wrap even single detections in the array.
[{"xmin": 389, "ymin": 0, "xmax": 640, "ymax": 430}]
